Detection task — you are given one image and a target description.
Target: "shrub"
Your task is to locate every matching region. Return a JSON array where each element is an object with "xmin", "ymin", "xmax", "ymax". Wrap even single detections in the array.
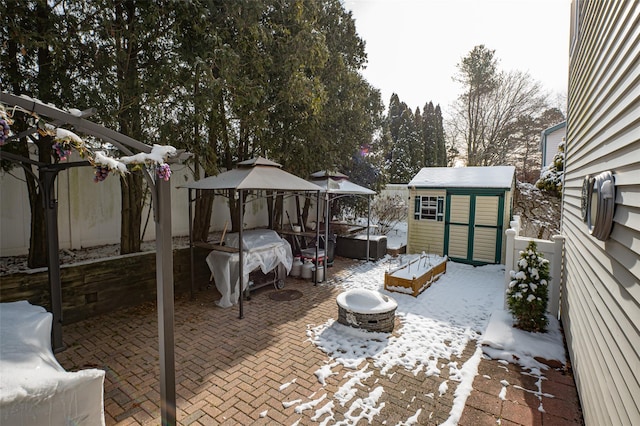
[
  {"xmin": 371, "ymin": 193, "xmax": 407, "ymax": 235},
  {"xmin": 536, "ymin": 142, "xmax": 564, "ymax": 197},
  {"xmin": 506, "ymin": 240, "xmax": 550, "ymax": 332}
]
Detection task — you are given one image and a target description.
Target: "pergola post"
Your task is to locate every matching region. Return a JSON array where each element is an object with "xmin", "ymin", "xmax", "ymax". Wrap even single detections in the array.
[
  {"xmin": 155, "ymin": 177, "xmax": 176, "ymax": 425},
  {"xmin": 41, "ymin": 167, "xmax": 64, "ymax": 352}
]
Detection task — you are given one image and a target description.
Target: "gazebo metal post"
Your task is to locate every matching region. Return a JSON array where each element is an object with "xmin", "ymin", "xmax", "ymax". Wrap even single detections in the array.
[
  {"xmin": 188, "ymin": 188, "xmax": 195, "ymax": 298},
  {"xmin": 314, "ymin": 190, "xmax": 321, "ymax": 283},
  {"xmin": 367, "ymin": 195, "xmax": 371, "ymax": 261},
  {"xmin": 238, "ymin": 189, "xmax": 244, "ymax": 319},
  {"xmin": 324, "ymin": 192, "xmax": 329, "ymax": 280},
  {"xmin": 155, "ymin": 177, "xmax": 177, "ymax": 426}
]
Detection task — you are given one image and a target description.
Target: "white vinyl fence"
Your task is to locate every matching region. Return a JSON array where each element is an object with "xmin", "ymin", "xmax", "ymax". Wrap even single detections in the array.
[
  {"xmin": 0, "ymin": 158, "xmax": 311, "ymax": 256},
  {"xmin": 504, "ymin": 216, "xmax": 565, "ymax": 318}
]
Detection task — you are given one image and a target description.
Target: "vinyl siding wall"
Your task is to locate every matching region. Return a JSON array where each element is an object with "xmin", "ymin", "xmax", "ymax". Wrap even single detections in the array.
[
  {"xmin": 563, "ymin": 1, "xmax": 640, "ymax": 425},
  {"xmin": 407, "ymin": 189, "xmax": 446, "ymax": 255}
]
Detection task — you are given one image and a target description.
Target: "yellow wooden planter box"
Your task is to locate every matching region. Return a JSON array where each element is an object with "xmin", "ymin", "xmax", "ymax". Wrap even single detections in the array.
[{"xmin": 384, "ymin": 255, "xmax": 447, "ymax": 297}]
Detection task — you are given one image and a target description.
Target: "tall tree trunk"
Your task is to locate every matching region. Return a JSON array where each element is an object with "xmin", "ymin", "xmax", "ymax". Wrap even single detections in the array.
[
  {"xmin": 26, "ymin": 1, "xmax": 56, "ymax": 267},
  {"xmin": 120, "ymin": 173, "xmax": 144, "ymax": 254},
  {"xmin": 24, "ymin": 135, "xmax": 49, "ymax": 268},
  {"xmin": 116, "ymin": 0, "xmax": 145, "ymax": 254},
  {"xmin": 193, "ymin": 190, "xmax": 214, "ymax": 242}
]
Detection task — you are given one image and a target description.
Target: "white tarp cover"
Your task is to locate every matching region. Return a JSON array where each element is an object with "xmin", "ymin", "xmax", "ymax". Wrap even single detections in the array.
[
  {"xmin": 409, "ymin": 166, "xmax": 516, "ymax": 189},
  {"xmin": 206, "ymin": 230, "xmax": 293, "ymax": 308},
  {"xmin": 0, "ymin": 301, "xmax": 105, "ymax": 426}
]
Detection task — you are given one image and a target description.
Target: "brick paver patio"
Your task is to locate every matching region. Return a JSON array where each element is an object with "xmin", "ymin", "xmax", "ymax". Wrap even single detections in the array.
[{"xmin": 55, "ymin": 257, "xmax": 583, "ymax": 425}]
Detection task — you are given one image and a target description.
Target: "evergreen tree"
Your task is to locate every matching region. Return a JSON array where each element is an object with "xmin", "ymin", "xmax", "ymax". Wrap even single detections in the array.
[
  {"xmin": 507, "ymin": 241, "xmax": 550, "ymax": 332},
  {"xmin": 384, "ymin": 94, "xmax": 445, "ymax": 182},
  {"xmin": 0, "ymin": 0, "xmax": 85, "ymax": 267},
  {"xmin": 433, "ymin": 104, "xmax": 447, "ymax": 166}
]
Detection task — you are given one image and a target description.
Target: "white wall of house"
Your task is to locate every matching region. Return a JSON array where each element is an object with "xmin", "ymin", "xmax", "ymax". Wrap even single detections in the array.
[
  {"xmin": 563, "ymin": 1, "xmax": 640, "ymax": 425},
  {"xmin": 542, "ymin": 126, "xmax": 565, "ymax": 167}
]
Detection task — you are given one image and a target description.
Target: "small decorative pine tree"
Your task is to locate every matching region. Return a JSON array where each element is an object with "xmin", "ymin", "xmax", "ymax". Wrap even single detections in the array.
[{"xmin": 507, "ymin": 241, "xmax": 550, "ymax": 332}]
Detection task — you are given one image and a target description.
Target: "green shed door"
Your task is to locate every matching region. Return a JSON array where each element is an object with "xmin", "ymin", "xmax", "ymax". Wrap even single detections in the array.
[
  {"xmin": 446, "ymin": 195, "xmax": 471, "ymax": 259},
  {"xmin": 444, "ymin": 191, "xmax": 505, "ymax": 265}
]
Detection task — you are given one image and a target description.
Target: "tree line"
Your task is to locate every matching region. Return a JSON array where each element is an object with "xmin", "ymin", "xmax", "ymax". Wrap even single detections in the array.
[
  {"xmin": 1, "ymin": 2, "xmax": 560, "ymax": 267},
  {"xmin": 449, "ymin": 45, "xmax": 565, "ymax": 182}
]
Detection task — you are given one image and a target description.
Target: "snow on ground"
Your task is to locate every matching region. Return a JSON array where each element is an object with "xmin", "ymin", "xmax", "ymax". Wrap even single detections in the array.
[
  {"xmin": 384, "ymin": 221, "xmax": 407, "ymax": 250},
  {"xmin": 299, "ymin": 259, "xmax": 505, "ymax": 425},
  {"xmin": 282, "ymin": 249, "xmax": 567, "ymax": 425}
]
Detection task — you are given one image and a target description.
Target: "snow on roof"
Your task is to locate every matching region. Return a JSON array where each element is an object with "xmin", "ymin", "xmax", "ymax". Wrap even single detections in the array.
[{"xmin": 408, "ymin": 166, "xmax": 515, "ymax": 189}]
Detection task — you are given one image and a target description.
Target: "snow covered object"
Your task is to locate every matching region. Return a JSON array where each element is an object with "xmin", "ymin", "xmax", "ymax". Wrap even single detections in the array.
[
  {"xmin": 506, "ymin": 240, "xmax": 550, "ymax": 332},
  {"xmin": 536, "ymin": 142, "xmax": 564, "ymax": 196},
  {"xmin": 0, "ymin": 102, "xmax": 176, "ymax": 182}
]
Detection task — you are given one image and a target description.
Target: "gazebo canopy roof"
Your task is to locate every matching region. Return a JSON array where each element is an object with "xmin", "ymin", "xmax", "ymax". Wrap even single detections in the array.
[
  {"xmin": 309, "ymin": 170, "xmax": 375, "ymax": 195},
  {"xmin": 181, "ymin": 157, "xmax": 322, "ymax": 192}
]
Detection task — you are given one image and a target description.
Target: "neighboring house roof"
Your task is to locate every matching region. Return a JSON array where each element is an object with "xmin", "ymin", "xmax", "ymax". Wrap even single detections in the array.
[{"xmin": 408, "ymin": 166, "xmax": 515, "ymax": 189}]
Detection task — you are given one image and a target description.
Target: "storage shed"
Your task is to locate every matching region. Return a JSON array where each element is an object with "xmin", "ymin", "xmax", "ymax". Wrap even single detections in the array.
[{"xmin": 407, "ymin": 166, "xmax": 515, "ymax": 265}]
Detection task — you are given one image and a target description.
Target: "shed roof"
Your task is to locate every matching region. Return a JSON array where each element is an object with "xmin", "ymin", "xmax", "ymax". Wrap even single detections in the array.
[{"xmin": 409, "ymin": 166, "xmax": 515, "ymax": 189}]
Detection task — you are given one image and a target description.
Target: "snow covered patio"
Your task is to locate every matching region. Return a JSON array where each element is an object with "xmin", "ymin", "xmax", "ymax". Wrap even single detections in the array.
[{"xmin": 54, "ymin": 255, "xmax": 582, "ymax": 425}]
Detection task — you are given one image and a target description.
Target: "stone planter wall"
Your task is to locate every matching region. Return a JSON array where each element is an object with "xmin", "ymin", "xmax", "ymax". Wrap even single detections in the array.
[{"xmin": 0, "ymin": 247, "xmax": 211, "ymax": 324}]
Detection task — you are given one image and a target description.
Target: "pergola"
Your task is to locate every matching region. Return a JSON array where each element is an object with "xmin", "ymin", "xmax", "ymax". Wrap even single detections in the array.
[{"xmin": 0, "ymin": 92, "xmax": 181, "ymax": 425}]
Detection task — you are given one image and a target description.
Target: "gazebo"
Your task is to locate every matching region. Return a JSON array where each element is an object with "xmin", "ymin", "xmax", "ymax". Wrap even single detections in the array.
[
  {"xmin": 309, "ymin": 171, "xmax": 377, "ymax": 279},
  {"xmin": 182, "ymin": 157, "xmax": 323, "ymax": 318},
  {"xmin": 0, "ymin": 92, "xmax": 182, "ymax": 425}
]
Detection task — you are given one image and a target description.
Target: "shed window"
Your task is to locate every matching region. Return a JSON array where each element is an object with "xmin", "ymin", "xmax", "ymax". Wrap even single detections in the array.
[{"xmin": 414, "ymin": 196, "xmax": 444, "ymax": 221}]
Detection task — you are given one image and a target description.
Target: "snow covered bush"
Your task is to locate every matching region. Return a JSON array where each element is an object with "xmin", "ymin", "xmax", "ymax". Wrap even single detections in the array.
[
  {"xmin": 507, "ymin": 240, "xmax": 550, "ymax": 333},
  {"xmin": 536, "ymin": 142, "xmax": 564, "ymax": 196}
]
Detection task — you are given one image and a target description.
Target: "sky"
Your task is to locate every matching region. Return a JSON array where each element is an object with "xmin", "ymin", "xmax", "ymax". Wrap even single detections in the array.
[{"xmin": 344, "ymin": 0, "xmax": 572, "ymax": 113}]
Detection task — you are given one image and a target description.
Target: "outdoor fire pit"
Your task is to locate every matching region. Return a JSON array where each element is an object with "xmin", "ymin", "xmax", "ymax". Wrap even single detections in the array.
[{"xmin": 336, "ymin": 289, "xmax": 398, "ymax": 333}]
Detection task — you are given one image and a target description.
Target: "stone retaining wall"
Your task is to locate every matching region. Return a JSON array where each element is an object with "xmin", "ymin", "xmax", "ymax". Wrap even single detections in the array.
[{"xmin": 0, "ymin": 247, "xmax": 211, "ymax": 324}]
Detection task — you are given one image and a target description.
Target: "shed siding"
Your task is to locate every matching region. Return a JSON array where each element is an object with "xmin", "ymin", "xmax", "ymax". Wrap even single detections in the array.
[
  {"xmin": 564, "ymin": 2, "xmax": 640, "ymax": 425},
  {"xmin": 407, "ymin": 189, "xmax": 446, "ymax": 255}
]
